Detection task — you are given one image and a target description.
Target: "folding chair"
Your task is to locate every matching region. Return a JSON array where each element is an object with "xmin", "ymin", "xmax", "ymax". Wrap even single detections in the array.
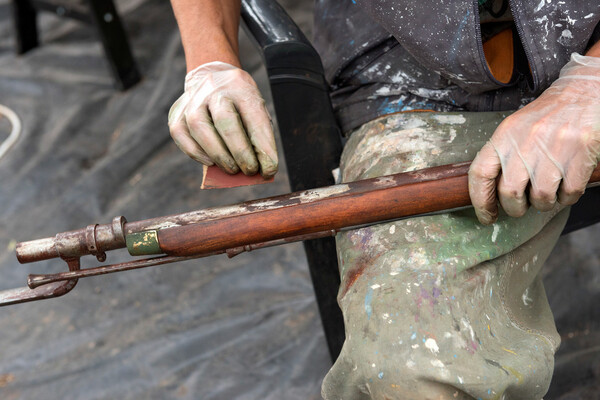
[{"xmin": 11, "ymin": 0, "xmax": 141, "ymax": 90}]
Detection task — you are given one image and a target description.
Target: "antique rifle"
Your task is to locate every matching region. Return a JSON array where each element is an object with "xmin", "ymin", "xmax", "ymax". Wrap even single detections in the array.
[{"xmin": 2, "ymin": 161, "xmax": 600, "ymax": 306}]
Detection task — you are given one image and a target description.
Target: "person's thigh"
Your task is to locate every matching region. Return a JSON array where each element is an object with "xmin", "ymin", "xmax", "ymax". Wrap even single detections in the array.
[{"xmin": 322, "ymin": 112, "xmax": 567, "ymax": 400}]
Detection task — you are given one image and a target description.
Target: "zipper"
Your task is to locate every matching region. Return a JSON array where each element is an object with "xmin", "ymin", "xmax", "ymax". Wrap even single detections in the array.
[
  {"xmin": 472, "ymin": 0, "xmax": 513, "ymax": 87},
  {"xmin": 507, "ymin": 0, "xmax": 539, "ymax": 92}
]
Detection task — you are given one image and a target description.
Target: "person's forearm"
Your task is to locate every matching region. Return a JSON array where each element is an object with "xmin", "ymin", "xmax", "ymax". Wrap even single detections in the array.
[
  {"xmin": 170, "ymin": 0, "xmax": 241, "ymax": 72},
  {"xmin": 586, "ymin": 39, "xmax": 600, "ymax": 57}
]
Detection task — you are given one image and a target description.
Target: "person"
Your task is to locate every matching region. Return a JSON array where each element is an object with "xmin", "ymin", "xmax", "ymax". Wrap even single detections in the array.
[{"xmin": 168, "ymin": 0, "xmax": 600, "ymax": 398}]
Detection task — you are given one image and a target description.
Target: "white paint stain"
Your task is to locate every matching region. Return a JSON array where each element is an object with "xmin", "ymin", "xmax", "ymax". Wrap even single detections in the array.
[
  {"xmin": 534, "ymin": 0, "xmax": 545, "ymax": 13},
  {"xmin": 371, "ymin": 283, "xmax": 382, "ymax": 290},
  {"xmin": 144, "ymin": 203, "xmax": 263, "ymax": 229},
  {"xmin": 491, "ymin": 224, "xmax": 500, "ymax": 243},
  {"xmin": 374, "ymin": 86, "xmax": 391, "ymax": 96},
  {"xmin": 457, "ymin": 376, "xmax": 464, "ymax": 384},
  {"xmin": 447, "ymin": 128, "xmax": 457, "ymax": 143},
  {"xmin": 390, "ymin": 70, "xmax": 418, "ymax": 85},
  {"xmin": 431, "ymin": 360, "xmax": 445, "ymax": 368},
  {"xmin": 406, "ymin": 360, "xmax": 416, "ymax": 368},
  {"xmin": 390, "ymin": 271, "xmax": 399, "ymax": 276},
  {"xmin": 461, "ymin": 318, "xmax": 476, "ymax": 342},
  {"xmin": 561, "ymin": 29, "xmax": 573, "ymax": 39},
  {"xmin": 389, "ymin": 225, "xmax": 396, "ymax": 234},
  {"xmin": 584, "ymin": 13, "xmax": 594, "ymax": 19},
  {"xmin": 411, "ymin": 344, "xmax": 420, "ymax": 349},
  {"xmin": 425, "ymin": 338, "xmax": 440, "ymax": 353},
  {"xmin": 249, "ymin": 199, "xmax": 281, "ymax": 209},
  {"xmin": 403, "ymin": 118, "xmax": 427, "ymax": 129},
  {"xmin": 432, "ymin": 115, "xmax": 466, "ymax": 125},
  {"xmin": 522, "ymin": 288, "xmax": 533, "ymax": 306},
  {"xmin": 147, "ymin": 221, "xmax": 180, "ymax": 230},
  {"xmin": 289, "ymin": 184, "xmax": 350, "ymax": 203},
  {"xmin": 444, "ymin": 332, "xmax": 453, "ymax": 338}
]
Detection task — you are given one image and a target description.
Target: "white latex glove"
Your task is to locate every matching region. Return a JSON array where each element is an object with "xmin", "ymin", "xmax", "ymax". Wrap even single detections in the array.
[
  {"xmin": 168, "ymin": 62, "xmax": 278, "ymax": 177},
  {"xmin": 469, "ymin": 53, "xmax": 600, "ymax": 224}
]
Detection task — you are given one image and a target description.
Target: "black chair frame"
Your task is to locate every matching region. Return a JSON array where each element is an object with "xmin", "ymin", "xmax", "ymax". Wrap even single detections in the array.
[{"xmin": 11, "ymin": 0, "xmax": 141, "ymax": 90}]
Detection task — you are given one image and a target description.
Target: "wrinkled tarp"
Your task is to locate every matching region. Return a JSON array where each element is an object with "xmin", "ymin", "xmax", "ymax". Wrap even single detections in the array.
[{"xmin": 0, "ymin": 0, "xmax": 598, "ymax": 399}]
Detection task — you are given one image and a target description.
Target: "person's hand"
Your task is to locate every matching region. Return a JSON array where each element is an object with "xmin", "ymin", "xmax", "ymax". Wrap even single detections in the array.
[
  {"xmin": 469, "ymin": 53, "xmax": 600, "ymax": 224},
  {"xmin": 168, "ymin": 62, "xmax": 278, "ymax": 177}
]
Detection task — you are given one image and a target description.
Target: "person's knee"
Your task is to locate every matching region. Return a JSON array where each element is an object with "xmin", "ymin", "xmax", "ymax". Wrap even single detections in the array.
[{"xmin": 321, "ymin": 345, "xmax": 477, "ymax": 400}]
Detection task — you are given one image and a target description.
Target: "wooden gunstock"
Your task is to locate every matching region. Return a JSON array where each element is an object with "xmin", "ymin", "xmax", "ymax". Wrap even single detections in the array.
[{"xmin": 158, "ymin": 162, "xmax": 471, "ymax": 256}]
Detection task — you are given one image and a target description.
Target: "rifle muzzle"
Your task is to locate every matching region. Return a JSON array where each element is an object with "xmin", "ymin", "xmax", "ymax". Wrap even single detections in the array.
[{"xmin": 16, "ymin": 216, "xmax": 127, "ymax": 263}]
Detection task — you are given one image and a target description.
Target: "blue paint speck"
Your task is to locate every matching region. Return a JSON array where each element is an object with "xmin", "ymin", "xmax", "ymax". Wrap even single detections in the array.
[
  {"xmin": 378, "ymin": 372, "xmax": 384, "ymax": 379},
  {"xmin": 365, "ymin": 287, "xmax": 373, "ymax": 319}
]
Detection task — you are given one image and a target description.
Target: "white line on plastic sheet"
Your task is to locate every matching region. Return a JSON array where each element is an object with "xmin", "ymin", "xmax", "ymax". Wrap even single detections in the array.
[{"xmin": 0, "ymin": 104, "xmax": 22, "ymax": 161}]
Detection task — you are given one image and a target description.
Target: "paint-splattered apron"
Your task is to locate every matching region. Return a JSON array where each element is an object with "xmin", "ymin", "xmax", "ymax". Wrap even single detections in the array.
[{"xmin": 321, "ymin": 111, "xmax": 568, "ymax": 400}]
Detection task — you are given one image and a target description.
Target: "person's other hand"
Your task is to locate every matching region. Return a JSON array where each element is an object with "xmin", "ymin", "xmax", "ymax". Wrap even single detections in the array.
[
  {"xmin": 168, "ymin": 62, "xmax": 278, "ymax": 177},
  {"xmin": 469, "ymin": 53, "xmax": 600, "ymax": 224}
]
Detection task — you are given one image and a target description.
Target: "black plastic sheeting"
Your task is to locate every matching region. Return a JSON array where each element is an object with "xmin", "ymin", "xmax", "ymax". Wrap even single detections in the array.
[{"xmin": 0, "ymin": 1, "xmax": 598, "ymax": 399}]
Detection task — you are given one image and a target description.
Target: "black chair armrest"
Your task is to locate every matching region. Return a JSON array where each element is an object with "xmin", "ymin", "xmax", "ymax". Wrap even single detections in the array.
[
  {"xmin": 241, "ymin": 0, "xmax": 326, "ymax": 85},
  {"xmin": 563, "ymin": 186, "xmax": 600, "ymax": 235},
  {"xmin": 240, "ymin": 0, "xmax": 345, "ymax": 362},
  {"xmin": 240, "ymin": 0, "xmax": 342, "ymax": 190}
]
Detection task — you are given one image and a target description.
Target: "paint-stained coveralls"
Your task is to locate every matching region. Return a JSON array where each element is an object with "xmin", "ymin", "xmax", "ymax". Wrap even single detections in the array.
[{"xmin": 312, "ymin": 1, "xmax": 600, "ymax": 399}]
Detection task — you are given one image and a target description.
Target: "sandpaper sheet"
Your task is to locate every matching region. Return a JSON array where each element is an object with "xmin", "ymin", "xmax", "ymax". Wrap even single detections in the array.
[{"xmin": 201, "ymin": 165, "xmax": 274, "ymax": 189}]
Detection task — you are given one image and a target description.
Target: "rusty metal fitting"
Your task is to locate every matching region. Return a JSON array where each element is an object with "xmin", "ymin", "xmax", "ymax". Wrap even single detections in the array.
[
  {"xmin": 85, "ymin": 224, "xmax": 106, "ymax": 262},
  {"xmin": 16, "ymin": 216, "xmax": 128, "ymax": 264}
]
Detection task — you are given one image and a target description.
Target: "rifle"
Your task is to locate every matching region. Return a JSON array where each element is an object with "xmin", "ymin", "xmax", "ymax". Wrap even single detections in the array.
[{"xmin": 3, "ymin": 161, "xmax": 600, "ymax": 306}]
